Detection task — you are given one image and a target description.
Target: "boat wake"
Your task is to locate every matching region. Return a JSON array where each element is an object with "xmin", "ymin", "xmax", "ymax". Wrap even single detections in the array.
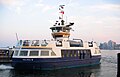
[
  {"xmin": 0, "ymin": 64, "xmax": 14, "ymax": 70},
  {"xmin": 102, "ymin": 56, "xmax": 117, "ymax": 64}
]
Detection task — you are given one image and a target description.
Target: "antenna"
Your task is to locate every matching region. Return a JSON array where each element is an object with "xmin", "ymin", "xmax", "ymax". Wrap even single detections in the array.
[
  {"xmin": 59, "ymin": 5, "xmax": 65, "ymax": 20},
  {"xmin": 59, "ymin": 5, "xmax": 65, "ymax": 25},
  {"xmin": 16, "ymin": 33, "xmax": 19, "ymax": 41}
]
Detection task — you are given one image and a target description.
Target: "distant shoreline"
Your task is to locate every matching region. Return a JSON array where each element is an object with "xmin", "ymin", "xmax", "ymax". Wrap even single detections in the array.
[{"xmin": 101, "ymin": 49, "xmax": 120, "ymax": 51}]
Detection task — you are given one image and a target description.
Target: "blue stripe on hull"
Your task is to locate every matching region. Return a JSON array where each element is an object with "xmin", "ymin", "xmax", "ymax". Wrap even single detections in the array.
[{"xmin": 12, "ymin": 55, "xmax": 101, "ymax": 70}]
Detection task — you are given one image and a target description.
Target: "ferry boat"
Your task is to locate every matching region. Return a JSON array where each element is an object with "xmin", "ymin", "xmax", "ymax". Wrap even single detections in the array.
[{"xmin": 12, "ymin": 5, "xmax": 101, "ymax": 70}]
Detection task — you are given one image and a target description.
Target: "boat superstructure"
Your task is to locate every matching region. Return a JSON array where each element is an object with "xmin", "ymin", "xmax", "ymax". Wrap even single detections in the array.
[{"xmin": 12, "ymin": 5, "xmax": 101, "ymax": 70}]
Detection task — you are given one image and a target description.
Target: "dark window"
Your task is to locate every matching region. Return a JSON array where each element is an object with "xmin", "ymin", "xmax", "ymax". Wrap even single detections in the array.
[
  {"xmin": 14, "ymin": 50, "xmax": 19, "ymax": 56},
  {"xmin": 73, "ymin": 51, "xmax": 77, "ymax": 57},
  {"xmin": 56, "ymin": 40, "xmax": 62, "ymax": 47},
  {"xmin": 61, "ymin": 50, "xmax": 79, "ymax": 58},
  {"xmin": 61, "ymin": 50, "xmax": 69, "ymax": 58},
  {"xmin": 31, "ymin": 40, "xmax": 39, "ymax": 46},
  {"xmin": 79, "ymin": 50, "xmax": 85, "ymax": 59},
  {"xmin": 78, "ymin": 50, "xmax": 80, "ymax": 56},
  {"xmin": 70, "ymin": 51, "xmax": 73, "ymax": 57},
  {"xmin": 79, "ymin": 50, "xmax": 92, "ymax": 59},
  {"xmin": 41, "ymin": 51, "xmax": 49, "ymax": 56},
  {"xmin": 88, "ymin": 42, "xmax": 93, "ymax": 47},
  {"xmin": 19, "ymin": 51, "xmax": 28, "ymax": 56},
  {"xmin": 23, "ymin": 40, "xmax": 30, "ymax": 46},
  {"xmin": 86, "ymin": 50, "xmax": 92, "ymax": 58},
  {"xmin": 29, "ymin": 51, "xmax": 39, "ymax": 56},
  {"xmin": 61, "ymin": 51, "xmax": 64, "ymax": 57},
  {"xmin": 64, "ymin": 51, "xmax": 67, "ymax": 57}
]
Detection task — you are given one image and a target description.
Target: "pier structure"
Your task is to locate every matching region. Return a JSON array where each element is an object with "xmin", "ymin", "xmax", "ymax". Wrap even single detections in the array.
[
  {"xmin": 117, "ymin": 53, "xmax": 120, "ymax": 77},
  {"xmin": 0, "ymin": 47, "xmax": 13, "ymax": 63}
]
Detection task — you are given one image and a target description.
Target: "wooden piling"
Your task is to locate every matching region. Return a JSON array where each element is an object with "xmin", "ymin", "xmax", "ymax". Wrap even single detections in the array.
[{"xmin": 117, "ymin": 53, "xmax": 120, "ymax": 77}]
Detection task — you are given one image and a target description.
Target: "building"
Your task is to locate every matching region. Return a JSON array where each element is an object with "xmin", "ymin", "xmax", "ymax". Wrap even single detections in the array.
[
  {"xmin": 99, "ymin": 40, "xmax": 120, "ymax": 50},
  {"xmin": 107, "ymin": 40, "xmax": 116, "ymax": 50}
]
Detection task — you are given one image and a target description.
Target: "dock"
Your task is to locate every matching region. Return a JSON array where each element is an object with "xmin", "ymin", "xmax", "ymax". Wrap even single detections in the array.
[{"xmin": 0, "ymin": 47, "xmax": 13, "ymax": 63}]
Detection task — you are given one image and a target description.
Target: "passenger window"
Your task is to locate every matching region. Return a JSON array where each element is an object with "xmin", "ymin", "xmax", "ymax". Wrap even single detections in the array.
[
  {"xmin": 19, "ymin": 51, "xmax": 28, "ymax": 56},
  {"xmin": 61, "ymin": 51, "xmax": 64, "ymax": 57},
  {"xmin": 14, "ymin": 50, "xmax": 19, "ymax": 56},
  {"xmin": 66, "ymin": 51, "xmax": 69, "ymax": 57},
  {"xmin": 29, "ymin": 51, "xmax": 39, "ymax": 56},
  {"xmin": 23, "ymin": 40, "xmax": 30, "ymax": 46},
  {"xmin": 51, "ymin": 51, "xmax": 56, "ymax": 56},
  {"xmin": 74, "ymin": 51, "xmax": 77, "ymax": 57},
  {"xmin": 78, "ymin": 50, "xmax": 80, "ymax": 56},
  {"xmin": 41, "ymin": 51, "xmax": 49, "ymax": 56},
  {"xmin": 41, "ymin": 40, "xmax": 48, "ymax": 46},
  {"xmin": 70, "ymin": 51, "xmax": 73, "ymax": 57},
  {"xmin": 31, "ymin": 40, "xmax": 39, "ymax": 46},
  {"xmin": 95, "ymin": 50, "xmax": 99, "ymax": 54}
]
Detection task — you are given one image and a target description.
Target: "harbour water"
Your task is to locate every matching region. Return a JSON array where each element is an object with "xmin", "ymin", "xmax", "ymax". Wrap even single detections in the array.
[{"xmin": 0, "ymin": 50, "xmax": 119, "ymax": 77}]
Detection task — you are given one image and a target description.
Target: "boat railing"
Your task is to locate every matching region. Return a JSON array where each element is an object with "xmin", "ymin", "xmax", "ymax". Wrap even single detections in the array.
[{"xmin": 16, "ymin": 40, "xmax": 50, "ymax": 47}]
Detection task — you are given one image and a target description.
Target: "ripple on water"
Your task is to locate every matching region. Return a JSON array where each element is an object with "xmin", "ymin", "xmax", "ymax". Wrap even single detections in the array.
[{"xmin": 0, "ymin": 64, "xmax": 13, "ymax": 70}]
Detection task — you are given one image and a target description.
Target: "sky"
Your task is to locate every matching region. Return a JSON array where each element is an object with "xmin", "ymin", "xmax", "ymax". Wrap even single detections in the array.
[{"xmin": 0, "ymin": 0, "xmax": 120, "ymax": 47}]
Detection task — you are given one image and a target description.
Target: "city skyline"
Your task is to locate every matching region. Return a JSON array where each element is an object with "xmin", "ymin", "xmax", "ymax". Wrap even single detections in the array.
[
  {"xmin": 0, "ymin": 0, "xmax": 120, "ymax": 47},
  {"xmin": 99, "ymin": 40, "xmax": 120, "ymax": 50}
]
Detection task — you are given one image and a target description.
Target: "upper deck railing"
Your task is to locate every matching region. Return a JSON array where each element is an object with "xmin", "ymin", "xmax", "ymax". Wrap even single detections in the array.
[{"xmin": 16, "ymin": 40, "xmax": 50, "ymax": 47}]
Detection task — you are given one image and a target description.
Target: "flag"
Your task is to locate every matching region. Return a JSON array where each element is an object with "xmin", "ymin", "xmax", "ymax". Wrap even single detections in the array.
[
  {"xmin": 59, "ymin": 5, "xmax": 65, "ymax": 9},
  {"xmin": 60, "ymin": 11, "xmax": 64, "ymax": 14},
  {"xmin": 61, "ymin": 6, "xmax": 64, "ymax": 9}
]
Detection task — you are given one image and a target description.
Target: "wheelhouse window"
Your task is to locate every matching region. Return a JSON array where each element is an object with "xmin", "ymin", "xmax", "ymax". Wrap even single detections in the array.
[
  {"xmin": 41, "ymin": 51, "xmax": 49, "ymax": 56},
  {"xmin": 52, "ymin": 30, "xmax": 57, "ymax": 32},
  {"xmin": 29, "ymin": 51, "xmax": 39, "ymax": 56},
  {"xmin": 14, "ymin": 50, "xmax": 19, "ymax": 56},
  {"xmin": 52, "ymin": 27, "xmax": 62, "ymax": 32},
  {"xmin": 19, "ymin": 51, "xmax": 28, "ymax": 56}
]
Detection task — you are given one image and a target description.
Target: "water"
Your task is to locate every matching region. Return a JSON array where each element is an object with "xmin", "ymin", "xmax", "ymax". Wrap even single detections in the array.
[{"xmin": 0, "ymin": 50, "xmax": 119, "ymax": 77}]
